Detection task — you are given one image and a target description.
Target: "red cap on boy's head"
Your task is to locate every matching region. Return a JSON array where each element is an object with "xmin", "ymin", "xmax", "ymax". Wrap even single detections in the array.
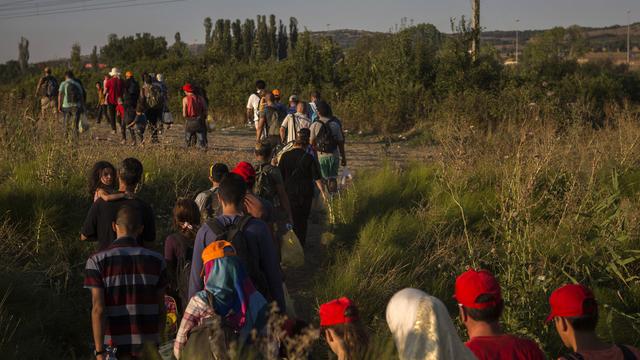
[
  {"xmin": 454, "ymin": 269, "xmax": 502, "ymax": 309},
  {"xmin": 231, "ymin": 162, "xmax": 256, "ymax": 186},
  {"xmin": 546, "ymin": 284, "xmax": 597, "ymax": 323},
  {"xmin": 319, "ymin": 297, "xmax": 358, "ymax": 327},
  {"xmin": 182, "ymin": 83, "xmax": 194, "ymax": 93}
]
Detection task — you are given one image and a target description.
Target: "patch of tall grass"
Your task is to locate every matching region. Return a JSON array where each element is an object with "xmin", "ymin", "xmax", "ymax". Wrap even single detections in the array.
[{"xmin": 317, "ymin": 109, "xmax": 640, "ymax": 357}]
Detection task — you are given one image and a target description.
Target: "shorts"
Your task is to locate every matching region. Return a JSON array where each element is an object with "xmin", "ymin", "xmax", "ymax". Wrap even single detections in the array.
[{"xmin": 318, "ymin": 154, "xmax": 339, "ymax": 179}]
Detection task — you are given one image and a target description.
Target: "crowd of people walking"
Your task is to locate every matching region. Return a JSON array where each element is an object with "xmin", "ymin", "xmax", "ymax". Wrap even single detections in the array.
[{"xmin": 42, "ymin": 68, "xmax": 635, "ymax": 359}]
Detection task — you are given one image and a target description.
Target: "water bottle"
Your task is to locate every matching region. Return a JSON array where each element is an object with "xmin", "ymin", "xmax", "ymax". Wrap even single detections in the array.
[{"xmin": 105, "ymin": 340, "xmax": 118, "ymax": 360}]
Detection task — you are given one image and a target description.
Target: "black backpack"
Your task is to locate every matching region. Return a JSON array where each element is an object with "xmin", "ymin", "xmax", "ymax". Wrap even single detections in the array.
[
  {"xmin": 40, "ymin": 76, "xmax": 58, "ymax": 98},
  {"xmin": 253, "ymin": 164, "xmax": 279, "ymax": 207},
  {"xmin": 284, "ymin": 152, "xmax": 312, "ymax": 200},
  {"xmin": 66, "ymin": 80, "xmax": 82, "ymax": 104},
  {"xmin": 146, "ymin": 83, "xmax": 164, "ymax": 109},
  {"xmin": 205, "ymin": 216, "xmax": 270, "ymax": 299},
  {"xmin": 315, "ymin": 118, "xmax": 338, "ymax": 153},
  {"xmin": 565, "ymin": 345, "xmax": 637, "ymax": 360}
]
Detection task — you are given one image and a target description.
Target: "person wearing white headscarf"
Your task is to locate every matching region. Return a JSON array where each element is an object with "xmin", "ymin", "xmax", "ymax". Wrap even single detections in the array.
[{"xmin": 386, "ymin": 288, "xmax": 477, "ymax": 360}]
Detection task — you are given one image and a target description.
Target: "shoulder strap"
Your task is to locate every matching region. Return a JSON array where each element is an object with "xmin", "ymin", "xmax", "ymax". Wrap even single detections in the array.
[
  {"xmin": 205, "ymin": 218, "xmax": 226, "ymax": 247},
  {"xmin": 618, "ymin": 344, "xmax": 637, "ymax": 360},
  {"xmin": 227, "ymin": 215, "xmax": 253, "ymax": 244}
]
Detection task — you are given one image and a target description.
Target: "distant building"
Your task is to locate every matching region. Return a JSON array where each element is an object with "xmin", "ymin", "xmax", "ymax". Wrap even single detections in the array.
[{"xmin": 84, "ymin": 63, "xmax": 107, "ymax": 69}]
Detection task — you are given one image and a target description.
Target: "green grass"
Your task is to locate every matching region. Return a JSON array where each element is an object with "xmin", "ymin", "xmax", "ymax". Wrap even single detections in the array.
[{"xmin": 315, "ymin": 118, "xmax": 640, "ymax": 357}]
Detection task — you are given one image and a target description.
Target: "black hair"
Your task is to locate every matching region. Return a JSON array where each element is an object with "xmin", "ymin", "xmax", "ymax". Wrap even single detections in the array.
[
  {"xmin": 95, "ymin": 81, "xmax": 101, "ymax": 86},
  {"xmin": 119, "ymin": 158, "xmax": 143, "ymax": 186},
  {"xmin": 255, "ymin": 141, "xmax": 273, "ymax": 159},
  {"xmin": 316, "ymin": 100, "xmax": 332, "ymax": 117},
  {"xmin": 64, "ymin": 70, "xmax": 74, "ymax": 78},
  {"xmin": 295, "ymin": 128, "xmax": 311, "ymax": 145},
  {"xmin": 310, "ymin": 90, "xmax": 321, "ymax": 99},
  {"xmin": 44, "ymin": 67, "xmax": 52, "ymax": 74},
  {"xmin": 143, "ymin": 73, "xmax": 152, "ymax": 85},
  {"xmin": 464, "ymin": 294, "xmax": 504, "ymax": 323},
  {"xmin": 218, "ymin": 174, "xmax": 247, "ymax": 207},
  {"xmin": 255, "ymin": 80, "xmax": 266, "ymax": 90},
  {"xmin": 115, "ymin": 206, "xmax": 142, "ymax": 233},
  {"xmin": 323, "ymin": 305, "xmax": 369, "ymax": 359},
  {"xmin": 566, "ymin": 298, "xmax": 599, "ymax": 332},
  {"xmin": 210, "ymin": 163, "xmax": 229, "ymax": 183},
  {"xmin": 89, "ymin": 161, "xmax": 116, "ymax": 195}
]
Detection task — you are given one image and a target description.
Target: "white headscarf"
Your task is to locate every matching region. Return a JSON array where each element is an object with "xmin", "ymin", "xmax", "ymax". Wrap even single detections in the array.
[{"xmin": 386, "ymin": 288, "xmax": 476, "ymax": 360}]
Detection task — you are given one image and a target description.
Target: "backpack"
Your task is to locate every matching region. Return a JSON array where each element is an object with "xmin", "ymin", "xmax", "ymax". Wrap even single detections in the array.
[
  {"xmin": 40, "ymin": 76, "xmax": 58, "ymax": 98},
  {"xmin": 146, "ymin": 83, "xmax": 164, "ymax": 109},
  {"xmin": 205, "ymin": 216, "xmax": 270, "ymax": 299},
  {"xmin": 565, "ymin": 345, "xmax": 637, "ymax": 360},
  {"xmin": 201, "ymin": 188, "xmax": 222, "ymax": 221},
  {"xmin": 66, "ymin": 80, "xmax": 82, "ymax": 104},
  {"xmin": 181, "ymin": 293, "xmax": 231, "ymax": 360},
  {"xmin": 315, "ymin": 118, "xmax": 338, "ymax": 153},
  {"xmin": 263, "ymin": 107, "xmax": 281, "ymax": 137},
  {"xmin": 253, "ymin": 164, "xmax": 279, "ymax": 207}
]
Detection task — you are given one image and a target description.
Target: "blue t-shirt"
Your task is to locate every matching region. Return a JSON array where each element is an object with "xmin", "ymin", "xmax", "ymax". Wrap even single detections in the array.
[{"xmin": 188, "ymin": 215, "xmax": 285, "ymax": 312}]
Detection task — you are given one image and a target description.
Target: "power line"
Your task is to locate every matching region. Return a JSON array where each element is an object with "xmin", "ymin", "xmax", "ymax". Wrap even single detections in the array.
[
  {"xmin": 0, "ymin": 0, "xmax": 137, "ymax": 15},
  {"xmin": 0, "ymin": 0, "xmax": 95, "ymax": 11},
  {"xmin": 0, "ymin": 0, "xmax": 184, "ymax": 19}
]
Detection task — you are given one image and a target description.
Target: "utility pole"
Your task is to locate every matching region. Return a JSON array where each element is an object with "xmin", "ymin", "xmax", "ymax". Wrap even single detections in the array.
[
  {"xmin": 515, "ymin": 19, "xmax": 520, "ymax": 64},
  {"xmin": 627, "ymin": 10, "xmax": 631, "ymax": 64},
  {"xmin": 471, "ymin": 0, "xmax": 480, "ymax": 61}
]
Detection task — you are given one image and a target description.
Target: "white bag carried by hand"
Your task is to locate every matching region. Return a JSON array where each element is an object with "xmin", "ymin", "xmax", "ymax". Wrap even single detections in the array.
[
  {"xmin": 78, "ymin": 112, "xmax": 90, "ymax": 133},
  {"xmin": 340, "ymin": 166, "xmax": 353, "ymax": 187},
  {"xmin": 162, "ymin": 111, "xmax": 174, "ymax": 124},
  {"xmin": 281, "ymin": 230, "xmax": 304, "ymax": 268}
]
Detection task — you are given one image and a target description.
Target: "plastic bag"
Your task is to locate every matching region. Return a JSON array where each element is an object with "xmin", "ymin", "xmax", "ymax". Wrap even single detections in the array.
[
  {"xmin": 283, "ymin": 283, "xmax": 297, "ymax": 319},
  {"xmin": 340, "ymin": 166, "xmax": 353, "ymax": 187},
  {"xmin": 281, "ymin": 230, "xmax": 304, "ymax": 268},
  {"xmin": 78, "ymin": 112, "xmax": 90, "ymax": 133},
  {"xmin": 207, "ymin": 114, "xmax": 215, "ymax": 131},
  {"xmin": 162, "ymin": 111, "xmax": 174, "ymax": 124}
]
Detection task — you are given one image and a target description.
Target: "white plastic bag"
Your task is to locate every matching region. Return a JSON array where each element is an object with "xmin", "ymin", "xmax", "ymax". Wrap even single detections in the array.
[
  {"xmin": 207, "ymin": 114, "xmax": 215, "ymax": 131},
  {"xmin": 340, "ymin": 166, "xmax": 353, "ymax": 187},
  {"xmin": 162, "ymin": 111, "xmax": 174, "ymax": 124},
  {"xmin": 78, "ymin": 112, "xmax": 89, "ymax": 133}
]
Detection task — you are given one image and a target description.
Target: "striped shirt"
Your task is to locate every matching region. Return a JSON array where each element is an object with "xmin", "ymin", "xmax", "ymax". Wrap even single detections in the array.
[{"xmin": 84, "ymin": 237, "xmax": 168, "ymax": 356}]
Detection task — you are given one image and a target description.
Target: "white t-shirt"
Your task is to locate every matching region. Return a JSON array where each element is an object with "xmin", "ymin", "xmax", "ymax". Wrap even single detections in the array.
[
  {"xmin": 246, "ymin": 93, "xmax": 261, "ymax": 123},
  {"xmin": 281, "ymin": 113, "xmax": 311, "ymax": 143}
]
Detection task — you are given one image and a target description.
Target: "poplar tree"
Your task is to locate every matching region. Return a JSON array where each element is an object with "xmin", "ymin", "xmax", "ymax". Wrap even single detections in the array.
[
  {"xmin": 277, "ymin": 20, "xmax": 288, "ymax": 60},
  {"xmin": 71, "ymin": 42, "xmax": 82, "ymax": 71},
  {"xmin": 231, "ymin": 19, "xmax": 243, "ymax": 60},
  {"xmin": 242, "ymin": 18, "xmax": 256, "ymax": 61},
  {"xmin": 269, "ymin": 14, "xmax": 277, "ymax": 58},
  {"xmin": 204, "ymin": 17, "xmax": 213, "ymax": 45},
  {"xmin": 18, "ymin": 37, "xmax": 29, "ymax": 72},
  {"xmin": 90, "ymin": 46, "xmax": 99, "ymax": 71}
]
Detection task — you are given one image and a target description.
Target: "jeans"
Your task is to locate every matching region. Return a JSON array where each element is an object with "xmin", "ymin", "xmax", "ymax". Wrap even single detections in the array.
[
  {"xmin": 106, "ymin": 104, "xmax": 117, "ymax": 130},
  {"xmin": 146, "ymin": 107, "xmax": 162, "ymax": 143},
  {"xmin": 120, "ymin": 107, "xmax": 136, "ymax": 140},
  {"xmin": 62, "ymin": 106, "xmax": 81, "ymax": 140},
  {"xmin": 185, "ymin": 131, "xmax": 206, "ymax": 148},
  {"xmin": 96, "ymin": 104, "xmax": 107, "ymax": 123}
]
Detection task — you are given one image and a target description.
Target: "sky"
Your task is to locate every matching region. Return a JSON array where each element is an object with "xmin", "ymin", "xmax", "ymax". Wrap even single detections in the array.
[{"xmin": 0, "ymin": 0, "xmax": 639, "ymax": 63}]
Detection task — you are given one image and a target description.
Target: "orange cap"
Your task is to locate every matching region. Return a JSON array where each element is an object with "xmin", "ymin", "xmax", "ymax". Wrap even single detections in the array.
[
  {"xmin": 272, "ymin": 89, "xmax": 281, "ymax": 97},
  {"xmin": 125, "ymin": 71, "xmax": 133, "ymax": 78}
]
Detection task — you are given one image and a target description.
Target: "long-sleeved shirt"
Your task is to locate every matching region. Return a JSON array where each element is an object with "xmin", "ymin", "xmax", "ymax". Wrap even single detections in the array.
[{"xmin": 187, "ymin": 215, "xmax": 285, "ymax": 312}]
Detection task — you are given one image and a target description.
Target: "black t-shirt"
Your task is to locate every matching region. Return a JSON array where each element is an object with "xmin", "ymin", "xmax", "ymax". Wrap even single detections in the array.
[
  {"xmin": 278, "ymin": 148, "xmax": 321, "ymax": 200},
  {"xmin": 81, "ymin": 198, "xmax": 156, "ymax": 251}
]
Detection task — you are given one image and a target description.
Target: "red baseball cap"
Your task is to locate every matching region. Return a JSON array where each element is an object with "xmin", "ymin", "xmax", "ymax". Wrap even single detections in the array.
[
  {"xmin": 319, "ymin": 297, "xmax": 358, "ymax": 327},
  {"xmin": 546, "ymin": 284, "xmax": 597, "ymax": 323},
  {"xmin": 454, "ymin": 269, "xmax": 502, "ymax": 309},
  {"xmin": 182, "ymin": 83, "xmax": 194, "ymax": 93},
  {"xmin": 231, "ymin": 162, "xmax": 256, "ymax": 186}
]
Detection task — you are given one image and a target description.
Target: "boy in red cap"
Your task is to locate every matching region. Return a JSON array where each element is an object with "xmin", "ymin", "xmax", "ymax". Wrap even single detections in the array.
[
  {"xmin": 549, "ymin": 284, "xmax": 640, "ymax": 360},
  {"xmin": 319, "ymin": 297, "xmax": 368, "ymax": 360},
  {"xmin": 455, "ymin": 269, "xmax": 545, "ymax": 360},
  {"xmin": 231, "ymin": 162, "xmax": 271, "ymax": 222}
]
